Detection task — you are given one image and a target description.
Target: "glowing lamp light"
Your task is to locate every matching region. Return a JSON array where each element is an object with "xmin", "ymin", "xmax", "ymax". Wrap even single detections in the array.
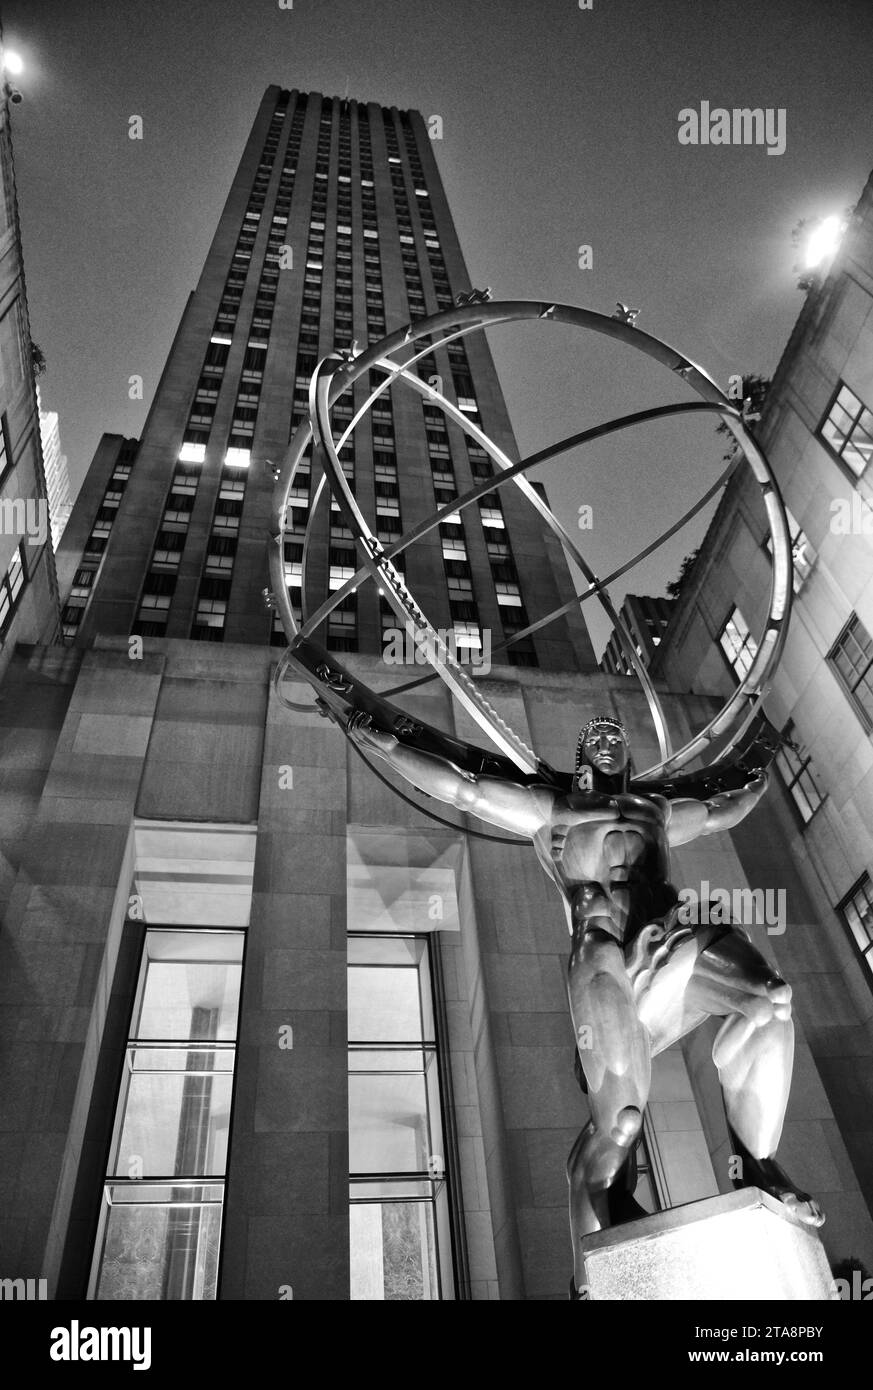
[
  {"xmin": 804, "ymin": 215, "xmax": 845, "ymax": 270},
  {"xmin": 3, "ymin": 51, "xmax": 23, "ymax": 76}
]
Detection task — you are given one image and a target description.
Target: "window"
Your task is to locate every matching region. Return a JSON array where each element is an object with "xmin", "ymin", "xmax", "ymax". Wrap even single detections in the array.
[
  {"xmin": 348, "ymin": 935, "xmax": 453, "ymax": 1300},
  {"xmin": 775, "ymin": 722, "xmax": 825, "ymax": 824},
  {"xmin": 819, "ymin": 382, "xmax": 873, "ymax": 477},
  {"xmin": 0, "ymin": 541, "xmax": 24, "ymax": 633},
  {"xmin": 0, "ymin": 413, "xmax": 10, "ymax": 486},
  {"xmin": 765, "ymin": 506, "xmax": 815, "ymax": 593},
  {"xmin": 193, "ymin": 598, "xmax": 227, "ymax": 641},
  {"xmin": 719, "ymin": 606, "xmax": 758, "ymax": 682},
  {"xmin": 836, "ymin": 876, "xmax": 873, "ymax": 982},
  {"xmin": 828, "ymin": 613, "xmax": 873, "ymax": 729},
  {"xmin": 89, "ymin": 929, "xmax": 244, "ymax": 1299}
]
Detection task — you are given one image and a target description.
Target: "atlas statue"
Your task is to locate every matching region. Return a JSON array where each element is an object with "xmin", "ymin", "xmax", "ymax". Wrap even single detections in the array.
[
  {"xmin": 269, "ymin": 296, "xmax": 819, "ymax": 1294},
  {"xmin": 346, "ymin": 705, "xmax": 823, "ymax": 1294}
]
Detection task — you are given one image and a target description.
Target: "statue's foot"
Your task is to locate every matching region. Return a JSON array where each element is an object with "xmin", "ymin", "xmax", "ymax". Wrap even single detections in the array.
[{"xmin": 736, "ymin": 1153, "xmax": 825, "ymax": 1228}]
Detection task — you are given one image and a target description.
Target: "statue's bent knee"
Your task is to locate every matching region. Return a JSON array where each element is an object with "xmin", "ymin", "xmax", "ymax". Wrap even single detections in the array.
[{"xmin": 610, "ymin": 1105, "xmax": 642, "ymax": 1147}]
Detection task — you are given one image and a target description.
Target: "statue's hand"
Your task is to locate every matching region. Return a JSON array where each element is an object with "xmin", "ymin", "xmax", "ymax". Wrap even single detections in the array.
[{"xmin": 347, "ymin": 709, "xmax": 397, "ymax": 754}]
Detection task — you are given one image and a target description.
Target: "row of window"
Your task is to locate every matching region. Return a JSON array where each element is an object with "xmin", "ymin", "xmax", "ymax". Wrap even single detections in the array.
[
  {"xmin": 721, "ymin": 602, "xmax": 873, "ymax": 747},
  {"xmin": 62, "ymin": 446, "xmax": 137, "ymax": 640},
  {"xmin": 90, "ymin": 926, "xmax": 454, "ymax": 1302}
]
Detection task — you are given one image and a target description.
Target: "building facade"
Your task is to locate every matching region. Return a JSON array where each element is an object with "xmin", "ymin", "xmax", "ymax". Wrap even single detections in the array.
[
  {"xmin": 55, "ymin": 87, "xmax": 593, "ymax": 673},
  {"xmin": 2, "ymin": 90, "xmax": 872, "ymax": 1302},
  {"xmin": 653, "ymin": 167, "xmax": 873, "ymax": 1238},
  {"xmin": 36, "ymin": 386, "xmax": 73, "ymax": 549},
  {"xmin": 0, "ymin": 86, "xmax": 60, "ymax": 681},
  {"xmin": 600, "ymin": 593, "xmax": 676, "ymax": 675}
]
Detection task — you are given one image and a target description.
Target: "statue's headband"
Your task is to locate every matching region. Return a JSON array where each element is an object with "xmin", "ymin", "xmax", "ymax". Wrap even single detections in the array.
[{"xmin": 575, "ymin": 715, "xmax": 628, "ymax": 767}]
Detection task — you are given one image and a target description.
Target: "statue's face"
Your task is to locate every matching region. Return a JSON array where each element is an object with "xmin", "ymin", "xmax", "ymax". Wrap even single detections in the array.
[{"xmin": 581, "ymin": 724, "xmax": 628, "ymax": 776}]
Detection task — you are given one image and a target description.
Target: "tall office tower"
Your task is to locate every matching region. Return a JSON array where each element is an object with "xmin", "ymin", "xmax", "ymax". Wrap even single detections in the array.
[
  {"xmin": 36, "ymin": 385, "xmax": 73, "ymax": 549},
  {"xmin": 55, "ymin": 86, "xmax": 595, "ymax": 672},
  {"xmin": 0, "ymin": 82, "xmax": 60, "ymax": 679}
]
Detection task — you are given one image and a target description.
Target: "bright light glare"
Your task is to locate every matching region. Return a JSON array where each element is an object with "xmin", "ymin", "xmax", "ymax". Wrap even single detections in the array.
[
  {"xmin": 3, "ymin": 51, "xmax": 23, "ymax": 76},
  {"xmin": 805, "ymin": 215, "xmax": 844, "ymax": 270}
]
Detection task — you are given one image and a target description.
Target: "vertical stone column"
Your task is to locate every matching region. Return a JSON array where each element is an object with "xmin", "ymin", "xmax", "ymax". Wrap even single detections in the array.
[
  {"xmin": 0, "ymin": 644, "xmax": 164, "ymax": 1291},
  {"xmin": 221, "ymin": 680, "xmax": 350, "ymax": 1299}
]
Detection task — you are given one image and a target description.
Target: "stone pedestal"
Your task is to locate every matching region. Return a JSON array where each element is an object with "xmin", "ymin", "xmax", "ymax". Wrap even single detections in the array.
[{"xmin": 580, "ymin": 1188, "xmax": 836, "ymax": 1300}]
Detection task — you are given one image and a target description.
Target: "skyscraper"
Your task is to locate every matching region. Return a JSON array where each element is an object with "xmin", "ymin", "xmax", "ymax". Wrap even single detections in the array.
[
  {"xmin": 36, "ymin": 385, "xmax": 73, "ymax": 549},
  {"xmin": 55, "ymin": 87, "xmax": 594, "ymax": 672}
]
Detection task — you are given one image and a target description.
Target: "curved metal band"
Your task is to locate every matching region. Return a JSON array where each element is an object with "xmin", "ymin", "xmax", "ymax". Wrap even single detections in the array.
[{"xmin": 269, "ymin": 301, "xmax": 792, "ymax": 781}]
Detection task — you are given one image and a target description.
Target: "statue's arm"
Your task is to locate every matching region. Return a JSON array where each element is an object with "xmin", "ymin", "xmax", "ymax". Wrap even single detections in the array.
[
  {"xmin": 347, "ymin": 713, "xmax": 550, "ymax": 837},
  {"xmin": 667, "ymin": 771, "xmax": 769, "ymax": 846}
]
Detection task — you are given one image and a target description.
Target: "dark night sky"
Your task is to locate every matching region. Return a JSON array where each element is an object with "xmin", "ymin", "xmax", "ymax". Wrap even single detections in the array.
[{"xmin": 5, "ymin": 0, "xmax": 873, "ymax": 655}]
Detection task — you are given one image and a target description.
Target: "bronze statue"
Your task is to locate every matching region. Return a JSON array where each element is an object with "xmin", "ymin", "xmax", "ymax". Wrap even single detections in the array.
[{"xmin": 347, "ymin": 707, "xmax": 823, "ymax": 1293}]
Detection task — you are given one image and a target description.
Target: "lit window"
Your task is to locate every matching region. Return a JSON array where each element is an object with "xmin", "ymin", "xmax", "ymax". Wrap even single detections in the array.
[
  {"xmin": 89, "ymin": 928, "xmax": 244, "ymax": 1299},
  {"xmin": 495, "ymin": 579, "xmax": 522, "ymax": 604},
  {"xmin": 452, "ymin": 621, "xmax": 482, "ymax": 651},
  {"xmin": 179, "ymin": 442, "xmax": 206, "ymax": 464},
  {"xmin": 765, "ymin": 505, "xmax": 815, "ymax": 594},
  {"xmin": 819, "ymin": 381, "xmax": 873, "ymax": 477},
  {"xmin": 348, "ymin": 935, "xmax": 454, "ymax": 1300},
  {"xmin": 210, "ymin": 334, "xmax": 232, "ymax": 346},
  {"xmin": 828, "ymin": 613, "xmax": 873, "ymax": 730},
  {"xmin": 224, "ymin": 448, "xmax": 251, "ymax": 469},
  {"xmin": 836, "ymin": 875, "xmax": 873, "ymax": 981},
  {"xmin": 719, "ymin": 606, "xmax": 758, "ymax": 682}
]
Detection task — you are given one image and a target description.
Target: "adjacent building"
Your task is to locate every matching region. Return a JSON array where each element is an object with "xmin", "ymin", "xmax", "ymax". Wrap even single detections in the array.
[
  {"xmin": 0, "ymin": 77, "xmax": 60, "ymax": 681},
  {"xmin": 600, "ymin": 593, "xmax": 675, "ymax": 675},
  {"xmin": 653, "ymin": 167, "xmax": 873, "ymax": 1232}
]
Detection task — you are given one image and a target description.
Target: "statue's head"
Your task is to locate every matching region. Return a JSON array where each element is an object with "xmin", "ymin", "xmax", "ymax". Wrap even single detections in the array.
[{"xmin": 575, "ymin": 714, "xmax": 631, "ymax": 792}]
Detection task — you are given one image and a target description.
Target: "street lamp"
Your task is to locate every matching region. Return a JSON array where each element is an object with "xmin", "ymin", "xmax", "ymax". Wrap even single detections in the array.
[{"xmin": 804, "ymin": 214, "xmax": 846, "ymax": 270}]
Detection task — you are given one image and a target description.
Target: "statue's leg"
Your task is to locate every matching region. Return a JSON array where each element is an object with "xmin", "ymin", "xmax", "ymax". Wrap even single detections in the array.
[
  {"xmin": 566, "ymin": 923, "xmax": 651, "ymax": 1284},
  {"xmin": 685, "ymin": 928, "xmax": 823, "ymax": 1227}
]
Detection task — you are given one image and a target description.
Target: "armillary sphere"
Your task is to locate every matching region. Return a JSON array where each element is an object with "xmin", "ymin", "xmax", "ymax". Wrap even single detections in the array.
[{"xmin": 267, "ymin": 297, "xmax": 792, "ymax": 782}]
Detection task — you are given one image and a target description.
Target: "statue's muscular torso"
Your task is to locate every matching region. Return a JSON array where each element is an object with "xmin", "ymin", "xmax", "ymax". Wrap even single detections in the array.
[{"xmin": 530, "ymin": 791, "xmax": 676, "ymax": 945}]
